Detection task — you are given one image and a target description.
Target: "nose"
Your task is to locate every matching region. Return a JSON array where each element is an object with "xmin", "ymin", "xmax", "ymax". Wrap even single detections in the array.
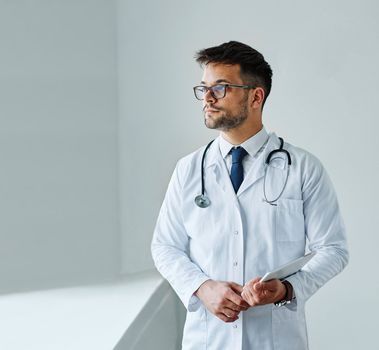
[{"xmin": 204, "ymin": 88, "xmax": 216, "ymax": 105}]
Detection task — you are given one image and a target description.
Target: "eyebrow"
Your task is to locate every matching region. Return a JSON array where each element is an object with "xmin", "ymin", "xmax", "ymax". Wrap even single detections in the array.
[{"xmin": 200, "ymin": 79, "xmax": 232, "ymax": 85}]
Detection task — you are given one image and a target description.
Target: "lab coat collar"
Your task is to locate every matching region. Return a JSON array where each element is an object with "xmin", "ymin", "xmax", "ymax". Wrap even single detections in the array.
[
  {"xmin": 237, "ymin": 132, "xmax": 285, "ymax": 196},
  {"xmin": 204, "ymin": 127, "xmax": 270, "ymax": 169},
  {"xmin": 203, "ymin": 132, "xmax": 285, "ymax": 197},
  {"xmin": 204, "ymin": 131, "xmax": 282, "ymax": 169},
  {"xmin": 219, "ymin": 126, "xmax": 269, "ymax": 159}
]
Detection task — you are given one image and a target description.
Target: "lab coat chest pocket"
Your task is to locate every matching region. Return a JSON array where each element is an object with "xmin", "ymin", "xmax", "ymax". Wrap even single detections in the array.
[{"xmin": 275, "ymin": 198, "xmax": 305, "ymax": 242}]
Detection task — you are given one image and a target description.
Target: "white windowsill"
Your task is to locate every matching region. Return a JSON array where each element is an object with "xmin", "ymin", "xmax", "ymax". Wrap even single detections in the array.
[{"xmin": 0, "ymin": 270, "xmax": 163, "ymax": 350}]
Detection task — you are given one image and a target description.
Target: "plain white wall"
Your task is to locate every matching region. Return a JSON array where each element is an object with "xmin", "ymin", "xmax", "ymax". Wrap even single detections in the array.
[
  {"xmin": 0, "ymin": 0, "xmax": 120, "ymax": 293},
  {"xmin": 118, "ymin": 0, "xmax": 379, "ymax": 349}
]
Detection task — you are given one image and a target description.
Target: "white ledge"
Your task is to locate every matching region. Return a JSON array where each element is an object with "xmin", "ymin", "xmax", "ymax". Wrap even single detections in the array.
[{"xmin": 0, "ymin": 270, "xmax": 163, "ymax": 350}]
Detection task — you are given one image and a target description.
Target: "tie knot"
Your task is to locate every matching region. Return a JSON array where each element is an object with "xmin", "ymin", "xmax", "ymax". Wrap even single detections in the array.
[{"xmin": 231, "ymin": 147, "xmax": 248, "ymax": 164}]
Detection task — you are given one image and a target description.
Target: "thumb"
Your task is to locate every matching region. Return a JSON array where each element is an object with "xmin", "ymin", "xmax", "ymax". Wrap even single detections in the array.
[
  {"xmin": 253, "ymin": 281, "xmax": 262, "ymax": 292},
  {"xmin": 229, "ymin": 282, "xmax": 244, "ymax": 294},
  {"xmin": 245, "ymin": 277, "xmax": 261, "ymax": 288}
]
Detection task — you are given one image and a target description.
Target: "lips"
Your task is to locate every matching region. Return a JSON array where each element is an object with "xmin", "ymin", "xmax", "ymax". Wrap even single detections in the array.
[{"xmin": 205, "ymin": 108, "xmax": 220, "ymax": 113}]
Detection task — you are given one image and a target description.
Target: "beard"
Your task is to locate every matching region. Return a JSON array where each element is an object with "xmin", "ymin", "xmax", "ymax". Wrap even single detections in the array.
[{"xmin": 204, "ymin": 96, "xmax": 249, "ymax": 131}]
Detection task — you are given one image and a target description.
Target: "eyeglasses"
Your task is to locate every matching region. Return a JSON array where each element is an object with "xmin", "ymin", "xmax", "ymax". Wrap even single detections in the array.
[{"xmin": 193, "ymin": 83, "xmax": 255, "ymax": 100}]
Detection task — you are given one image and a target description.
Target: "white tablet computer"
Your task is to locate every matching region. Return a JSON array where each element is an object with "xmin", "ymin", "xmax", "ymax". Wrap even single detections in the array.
[{"xmin": 260, "ymin": 252, "xmax": 316, "ymax": 282}]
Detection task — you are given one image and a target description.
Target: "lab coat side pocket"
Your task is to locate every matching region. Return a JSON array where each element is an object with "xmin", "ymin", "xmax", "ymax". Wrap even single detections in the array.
[
  {"xmin": 182, "ymin": 305, "xmax": 207, "ymax": 349},
  {"xmin": 275, "ymin": 199, "xmax": 305, "ymax": 242},
  {"xmin": 272, "ymin": 305, "xmax": 308, "ymax": 350}
]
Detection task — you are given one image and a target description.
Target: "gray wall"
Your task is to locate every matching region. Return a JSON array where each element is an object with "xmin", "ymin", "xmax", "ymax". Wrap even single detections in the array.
[
  {"xmin": 0, "ymin": 0, "xmax": 120, "ymax": 293},
  {"xmin": 117, "ymin": 0, "xmax": 379, "ymax": 349}
]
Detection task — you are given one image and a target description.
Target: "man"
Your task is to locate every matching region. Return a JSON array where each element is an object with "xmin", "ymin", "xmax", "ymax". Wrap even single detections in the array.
[{"xmin": 151, "ymin": 41, "xmax": 349, "ymax": 350}]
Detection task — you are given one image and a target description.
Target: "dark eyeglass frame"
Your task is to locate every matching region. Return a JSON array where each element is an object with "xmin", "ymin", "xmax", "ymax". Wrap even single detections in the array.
[{"xmin": 193, "ymin": 83, "xmax": 256, "ymax": 100}]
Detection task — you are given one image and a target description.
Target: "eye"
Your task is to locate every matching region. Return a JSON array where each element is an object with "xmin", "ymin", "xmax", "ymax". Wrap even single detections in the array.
[{"xmin": 212, "ymin": 85, "xmax": 225, "ymax": 92}]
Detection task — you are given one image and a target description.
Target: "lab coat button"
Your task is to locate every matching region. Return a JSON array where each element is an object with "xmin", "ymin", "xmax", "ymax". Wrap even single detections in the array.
[
  {"xmin": 233, "ymin": 261, "xmax": 238, "ymax": 267},
  {"xmin": 233, "ymin": 324, "xmax": 238, "ymax": 329},
  {"xmin": 234, "ymin": 230, "xmax": 238, "ymax": 235}
]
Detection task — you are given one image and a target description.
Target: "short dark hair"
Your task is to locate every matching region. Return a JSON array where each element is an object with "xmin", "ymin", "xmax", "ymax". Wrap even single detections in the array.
[{"xmin": 195, "ymin": 41, "xmax": 273, "ymax": 108}]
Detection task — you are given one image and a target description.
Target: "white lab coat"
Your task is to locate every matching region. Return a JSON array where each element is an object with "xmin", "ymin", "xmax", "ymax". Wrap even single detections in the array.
[{"xmin": 151, "ymin": 132, "xmax": 349, "ymax": 350}]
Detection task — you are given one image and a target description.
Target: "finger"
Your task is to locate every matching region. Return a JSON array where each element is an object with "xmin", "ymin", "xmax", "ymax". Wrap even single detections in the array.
[
  {"xmin": 217, "ymin": 312, "xmax": 239, "ymax": 323},
  {"xmin": 222, "ymin": 307, "xmax": 239, "ymax": 319},
  {"xmin": 245, "ymin": 277, "xmax": 261, "ymax": 288},
  {"xmin": 256, "ymin": 282, "xmax": 278, "ymax": 298},
  {"xmin": 242, "ymin": 284, "xmax": 259, "ymax": 300},
  {"xmin": 250, "ymin": 282, "xmax": 272, "ymax": 300},
  {"xmin": 243, "ymin": 284, "xmax": 274, "ymax": 306},
  {"xmin": 226, "ymin": 289, "xmax": 250, "ymax": 309},
  {"xmin": 229, "ymin": 282, "xmax": 243, "ymax": 293},
  {"xmin": 255, "ymin": 281, "xmax": 277, "ymax": 297},
  {"xmin": 241, "ymin": 290, "xmax": 250, "ymax": 304},
  {"xmin": 223, "ymin": 299, "xmax": 248, "ymax": 312},
  {"xmin": 241, "ymin": 289, "xmax": 257, "ymax": 306},
  {"xmin": 254, "ymin": 283, "xmax": 266, "ymax": 295},
  {"xmin": 260, "ymin": 279, "xmax": 280, "ymax": 292},
  {"xmin": 230, "ymin": 284, "xmax": 251, "ymax": 309},
  {"xmin": 242, "ymin": 284, "xmax": 254, "ymax": 295}
]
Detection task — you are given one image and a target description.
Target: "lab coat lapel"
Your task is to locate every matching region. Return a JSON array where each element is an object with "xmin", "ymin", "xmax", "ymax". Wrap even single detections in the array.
[
  {"xmin": 204, "ymin": 137, "xmax": 240, "ymax": 203},
  {"xmin": 204, "ymin": 137, "xmax": 227, "ymax": 193},
  {"xmin": 237, "ymin": 133, "xmax": 281, "ymax": 197}
]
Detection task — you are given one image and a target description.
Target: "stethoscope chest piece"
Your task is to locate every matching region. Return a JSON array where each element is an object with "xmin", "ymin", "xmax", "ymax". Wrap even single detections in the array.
[{"xmin": 195, "ymin": 194, "xmax": 211, "ymax": 208}]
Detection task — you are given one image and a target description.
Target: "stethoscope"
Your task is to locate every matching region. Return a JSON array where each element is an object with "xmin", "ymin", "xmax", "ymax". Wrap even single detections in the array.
[{"xmin": 194, "ymin": 137, "xmax": 292, "ymax": 208}]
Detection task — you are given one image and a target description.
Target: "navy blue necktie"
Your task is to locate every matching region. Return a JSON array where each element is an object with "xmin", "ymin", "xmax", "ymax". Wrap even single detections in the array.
[{"xmin": 230, "ymin": 147, "xmax": 248, "ymax": 193}]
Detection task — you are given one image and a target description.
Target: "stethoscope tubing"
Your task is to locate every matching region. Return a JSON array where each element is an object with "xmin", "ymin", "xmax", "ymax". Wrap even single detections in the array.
[
  {"xmin": 200, "ymin": 139, "xmax": 215, "ymax": 197},
  {"xmin": 195, "ymin": 136, "xmax": 291, "ymax": 208}
]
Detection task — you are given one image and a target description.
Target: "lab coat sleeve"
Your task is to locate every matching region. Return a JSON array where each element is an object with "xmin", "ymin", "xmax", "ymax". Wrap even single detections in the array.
[
  {"xmin": 285, "ymin": 154, "xmax": 349, "ymax": 307},
  {"xmin": 151, "ymin": 160, "xmax": 210, "ymax": 312}
]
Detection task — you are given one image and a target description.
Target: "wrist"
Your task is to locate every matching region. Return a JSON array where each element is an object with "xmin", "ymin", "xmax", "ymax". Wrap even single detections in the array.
[
  {"xmin": 274, "ymin": 280, "xmax": 294, "ymax": 307},
  {"xmin": 195, "ymin": 279, "xmax": 213, "ymax": 299},
  {"xmin": 282, "ymin": 280, "xmax": 294, "ymax": 301},
  {"xmin": 277, "ymin": 281, "xmax": 287, "ymax": 302}
]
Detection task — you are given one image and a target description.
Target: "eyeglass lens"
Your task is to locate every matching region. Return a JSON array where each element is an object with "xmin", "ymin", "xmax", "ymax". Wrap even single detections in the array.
[{"xmin": 195, "ymin": 85, "xmax": 226, "ymax": 100}]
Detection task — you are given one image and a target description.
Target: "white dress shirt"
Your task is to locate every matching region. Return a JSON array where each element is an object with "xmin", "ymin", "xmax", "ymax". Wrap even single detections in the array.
[{"xmin": 219, "ymin": 126, "xmax": 269, "ymax": 177}]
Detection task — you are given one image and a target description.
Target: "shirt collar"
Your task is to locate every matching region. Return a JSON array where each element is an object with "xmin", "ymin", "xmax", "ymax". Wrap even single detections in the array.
[{"xmin": 219, "ymin": 126, "xmax": 269, "ymax": 159}]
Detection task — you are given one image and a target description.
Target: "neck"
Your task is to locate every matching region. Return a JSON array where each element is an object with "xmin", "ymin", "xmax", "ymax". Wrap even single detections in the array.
[{"xmin": 221, "ymin": 122, "xmax": 263, "ymax": 145}]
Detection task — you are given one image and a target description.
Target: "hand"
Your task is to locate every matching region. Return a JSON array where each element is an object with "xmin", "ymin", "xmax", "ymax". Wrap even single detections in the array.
[
  {"xmin": 241, "ymin": 277, "xmax": 286, "ymax": 307},
  {"xmin": 195, "ymin": 280, "xmax": 250, "ymax": 323}
]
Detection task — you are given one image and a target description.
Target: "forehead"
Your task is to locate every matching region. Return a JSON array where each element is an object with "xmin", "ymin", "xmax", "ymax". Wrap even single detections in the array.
[{"xmin": 201, "ymin": 63, "xmax": 242, "ymax": 84}]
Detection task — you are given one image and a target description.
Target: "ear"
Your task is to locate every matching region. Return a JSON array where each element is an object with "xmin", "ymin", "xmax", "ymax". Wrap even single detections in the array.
[{"xmin": 250, "ymin": 87, "xmax": 265, "ymax": 110}]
